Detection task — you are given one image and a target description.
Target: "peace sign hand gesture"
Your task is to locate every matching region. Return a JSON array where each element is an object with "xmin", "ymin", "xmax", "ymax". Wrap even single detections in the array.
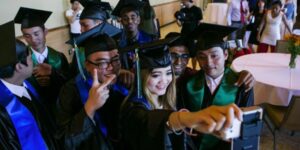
[{"xmin": 84, "ymin": 69, "xmax": 116, "ymax": 119}]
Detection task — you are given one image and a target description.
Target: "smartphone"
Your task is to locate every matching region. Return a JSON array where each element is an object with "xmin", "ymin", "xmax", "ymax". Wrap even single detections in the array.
[{"xmin": 231, "ymin": 106, "xmax": 263, "ymax": 150}]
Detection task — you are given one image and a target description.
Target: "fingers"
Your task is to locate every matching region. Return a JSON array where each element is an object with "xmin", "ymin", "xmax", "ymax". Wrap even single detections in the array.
[
  {"xmin": 194, "ymin": 114, "xmax": 216, "ymax": 134},
  {"xmin": 100, "ymin": 74, "xmax": 116, "ymax": 89},
  {"xmin": 223, "ymin": 107, "xmax": 235, "ymax": 131},
  {"xmin": 92, "ymin": 69, "xmax": 99, "ymax": 87},
  {"xmin": 210, "ymin": 112, "xmax": 226, "ymax": 131},
  {"xmin": 235, "ymin": 71, "xmax": 255, "ymax": 91},
  {"xmin": 244, "ymin": 76, "xmax": 255, "ymax": 92},
  {"xmin": 235, "ymin": 71, "xmax": 247, "ymax": 86},
  {"xmin": 231, "ymin": 104, "xmax": 243, "ymax": 121}
]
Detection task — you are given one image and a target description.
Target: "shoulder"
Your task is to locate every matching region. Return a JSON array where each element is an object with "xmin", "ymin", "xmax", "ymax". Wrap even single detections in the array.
[
  {"xmin": 139, "ymin": 30, "xmax": 155, "ymax": 41},
  {"xmin": 47, "ymin": 47, "xmax": 67, "ymax": 58}
]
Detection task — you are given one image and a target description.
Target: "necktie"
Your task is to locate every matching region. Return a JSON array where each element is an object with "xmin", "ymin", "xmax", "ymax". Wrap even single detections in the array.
[{"xmin": 240, "ymin": 0, "xmax": 245, "ymax": 24}]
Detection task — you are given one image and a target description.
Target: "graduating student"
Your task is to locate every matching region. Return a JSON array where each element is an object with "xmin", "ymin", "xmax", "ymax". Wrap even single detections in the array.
[
  {"xmin": 14, "ymin": 7, "xmax": 70, "ymax": 116},
  {"xmin": 68, "ymin": 1, "xmax": 123, "ymax": 78},
  {"xmin": 0, "ymin": 21, "xmax": 59, "ymax": 150},
  {"xmin": 57, "ymin": 33, "xmax": 128, "ymax": 149},
  {"xmin": 166, "ymin": 32, "xmax": 255, "ymax": 110},
  {"xmin": 185, "ymin": 23, "xmax": 254, "ymax": 150},
  {"xmin": 113, "ymin": 0, "xmax": 155, "ymax": 69},
  {"xmin": 120, "ymin": 39, "xmax": 244, "ymax": 150}
]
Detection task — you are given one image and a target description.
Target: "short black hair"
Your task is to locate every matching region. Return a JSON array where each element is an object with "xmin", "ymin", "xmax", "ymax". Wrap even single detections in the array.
[
  {"xmin": 120, "ymin": 5, "xmax": 140, "ymax": 17},
  {"xmin": 0, "ymin": 40, "xmax": 28, "ymax": 78},
  {"xmin": 70, "ymin": 0, "xmax": 80, "ymax": 4},
  {"xmin": 271, "ymin": 0, "xmax": 282, "ymax": 7}
]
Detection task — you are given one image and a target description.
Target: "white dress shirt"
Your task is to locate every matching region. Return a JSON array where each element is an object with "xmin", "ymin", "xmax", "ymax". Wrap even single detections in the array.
[
  {"xmin": 205, "ymin": 73, "xmax": 224, "ymax": 94},
  {"xmin": 1, "ymin": 79, "xmax": 31, "ymax": 100},
  {"xmin": 31, "ymin": 47, "xmax": 48, "ymax": 64},
  {"xmin": 227, "ymin": 0, "xmax": 249, "ymax": 24}
]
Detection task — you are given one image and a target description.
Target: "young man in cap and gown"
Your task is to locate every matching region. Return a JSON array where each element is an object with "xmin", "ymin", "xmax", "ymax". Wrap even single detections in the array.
[
  {"xmin": 185, "ymin": 23, "xmax": 254, "ymax": 150},
  {"xmin": 112, "ymin": 0, "xmax": 156, "ymax": 69},
  {"xmin": 0, "ymin": 21, "xmax": 60, "ymax": 150},
  {"xmin": 14, "ymin": 7, "xmax": 70, "ymax": 116},
  {"xmin": 57, "ymin": 33, "xmax": 128, "ymax": 149}
]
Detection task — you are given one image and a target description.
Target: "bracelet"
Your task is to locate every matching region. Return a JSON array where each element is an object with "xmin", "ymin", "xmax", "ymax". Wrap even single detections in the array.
[
  {"xmin": 177, "ymin": 110, "xmax": 197, "ymax": 137},
  {"xmin": 166, "ymin": 120, "xmax": 183, "ymax": 135}
]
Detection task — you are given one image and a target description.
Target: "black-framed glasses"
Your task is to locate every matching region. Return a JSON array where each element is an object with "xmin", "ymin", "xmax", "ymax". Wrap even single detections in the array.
[
  {"xmin": 87, "ymin": 57, "xmax": 120, "ymax": 69},
  {"xmin": 170, "ymin": 52, "xmax": 190, "ymax": 61}
]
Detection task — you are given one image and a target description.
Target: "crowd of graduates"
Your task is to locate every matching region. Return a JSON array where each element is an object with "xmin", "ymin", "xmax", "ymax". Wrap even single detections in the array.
[{"xmin": 0, "ymin": 0, "xmax": 259, "ymax": 150}]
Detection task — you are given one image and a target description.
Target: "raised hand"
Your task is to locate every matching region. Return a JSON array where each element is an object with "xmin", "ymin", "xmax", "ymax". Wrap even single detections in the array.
[
  {"xmin": 193, "ymin": 104, "xmax": 243, "ymax": 134},
  {"xmin": 84, "ymin": 69, "xmax": 116, "ymax": 119},
  {"xmin": 169, "ymin": 104, "xmax": 243, "ymax": 135}
]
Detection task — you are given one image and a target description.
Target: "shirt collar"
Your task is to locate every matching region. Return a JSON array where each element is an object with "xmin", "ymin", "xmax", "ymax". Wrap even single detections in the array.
[
  {"xmin": 0, "ymin": 79, "xmax": 31, "ymax": 100},
  {"xmin": 31, "ymin": 47, "xmax": 48, "ymax": 64},
  {"xmin": 205, "ymin": 73, "xmax": 224, "ymax": 94}
]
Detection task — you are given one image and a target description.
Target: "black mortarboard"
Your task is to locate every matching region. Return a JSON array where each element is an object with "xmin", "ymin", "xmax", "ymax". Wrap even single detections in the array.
[
  {"xmin": 165, "ymin": 32, "xmax": 190, "ymax": 48},
  {"xmin": 112, "ymin": 0, "xmax": 144, "ymax": 17},
  {"xmin": 66, "ymin": 22, "xmax": 121, "ymax": 45},
  {"xmin": 79, "ymin": 34, "xmax": 117, "ymax": 58},
  {"xmin": 192, "ymin": 23, "xmax": 238, "ymax": 51},
  {"xmin": 139, "ymin": 42, "xmax": 171, "ymax": 69},
  {"xmin": 80, "ymin": 1, "xmax": 109, "ymax": 20},
  {"xmin": 14, "ymin": 7, "xmax": 52, "ymax": 29},
  {"xmin": 165, "ymin": 32, "xmax": 197, "ymax": 57},
  {"xmin": 0, "ymin": 21, "xmax": 28, "ymax": 68},
  {"xmin": 120, "ymin": 37, "xmax": 178, "ymax": 69}
]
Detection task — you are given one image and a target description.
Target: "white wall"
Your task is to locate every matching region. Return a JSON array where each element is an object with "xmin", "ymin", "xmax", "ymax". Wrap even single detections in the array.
[
  {"xmin": 0, "ymin": 0, "xmax": 183, "ymax": 35},
  {"xmin": 0, "ymin": 0, "xmax": 69, "ymax": 36}
]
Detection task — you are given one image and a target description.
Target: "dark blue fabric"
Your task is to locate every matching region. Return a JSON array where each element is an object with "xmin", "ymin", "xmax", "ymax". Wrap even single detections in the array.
[
  {"xmin": 284, "ymin": 3, "xmax": 295, "ymax": 20},
  {"xmin": 75, "ymin": 73, "xmax": 129, "ymax": 136},
  {"xmin": 127, "ymin": 93, "xmax": 152, "ymax": 110},
  {"xmin": 118, "ymin": 30, "xmax": 154, "ymax": 48},
  {"xmin": 0, "ymin": 80, "xmax": 47, "ymax": 150}
]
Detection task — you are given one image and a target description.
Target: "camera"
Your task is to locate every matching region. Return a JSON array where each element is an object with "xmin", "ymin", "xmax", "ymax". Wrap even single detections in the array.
[
  {"xmin": 218, "ymin": 106, "xmax": 263, "ymax": 150},
  {"xmin": 174, "ymin": 10, "xmax": 186, "ymax": 22},
  {"xmin": 225, "ymin": 39, "xmax": 244, "ymax": 51}
]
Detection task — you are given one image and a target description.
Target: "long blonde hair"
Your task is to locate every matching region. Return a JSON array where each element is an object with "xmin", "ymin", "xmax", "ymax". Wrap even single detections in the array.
[{"xmin": 140, "ymin": 67, "xmax": 177, "ymax": 110}]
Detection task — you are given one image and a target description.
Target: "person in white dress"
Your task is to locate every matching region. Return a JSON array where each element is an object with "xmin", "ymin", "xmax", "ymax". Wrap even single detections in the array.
[{"xmin": 257, "ymin": 0, "xmax": 292, "ymax": 52}]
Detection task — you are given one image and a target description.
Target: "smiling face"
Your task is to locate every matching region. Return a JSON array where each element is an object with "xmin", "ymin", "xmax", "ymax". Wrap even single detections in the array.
[
  {"xmin": 196, "ymin": 47, "xmax": 228, "ymax": 79},
  {"xmin": 169, "ymin": 45, "xmax": 190, "ymax": 77},
  {"xmin": 120, "ymin": 10, "xmax": 140, "ymax": 33},
  {"xmin": 85, "ymin": 49, "xmax": 121, "ymax": 84},
  {"xmin": 145, "ymin": 66, "xmax": 173, "ymax": 97}
]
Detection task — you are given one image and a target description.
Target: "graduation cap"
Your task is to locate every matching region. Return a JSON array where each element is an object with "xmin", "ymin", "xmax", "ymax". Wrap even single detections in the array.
[
  {"xmin": 80, "ymin": 0, "xmax": 109, "ymax": 20},
  {"xmin": 119, "ymin": 37, "xmax": 176, "ymax": 98},
  {"xmin": 14, "ymin": 7, "xmax": 52, "ymax": 29},
  {"xmin": 79, "ymin": 33, "xmax": 117, "ymax": 58},
  {"xmin": 165, "ymin": 32, "xmax": 186, "ymax": 47},
  {"xmin": 112, "ymin": 0, "xmax": 144, "ymax": 17},
  {"xmin": 0, "ymin": 21, "xmax": 28, "ymax": 68},
  {"xmin": 139, "ymin": 41, "xmax": 171, "ymax": 69},
  {"xmin": 66, "ymin": 22, "xmax": 121, "ymax": 45},
  {"xmin": 191, "ymin": 23, "xmax": 238, "ymax": 52},
  {"xmin": 165, "ymin": 32, "xmax": 197, "ymax": 57}
]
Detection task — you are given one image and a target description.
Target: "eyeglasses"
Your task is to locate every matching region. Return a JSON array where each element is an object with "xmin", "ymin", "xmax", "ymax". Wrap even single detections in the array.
[
  {"xmin": 170, "ymin": 52, "xmax": 190, "ymax": 61},
  {"xmin": 87, "ymin": 57, "xmax": 120, "ymax": 69}
]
